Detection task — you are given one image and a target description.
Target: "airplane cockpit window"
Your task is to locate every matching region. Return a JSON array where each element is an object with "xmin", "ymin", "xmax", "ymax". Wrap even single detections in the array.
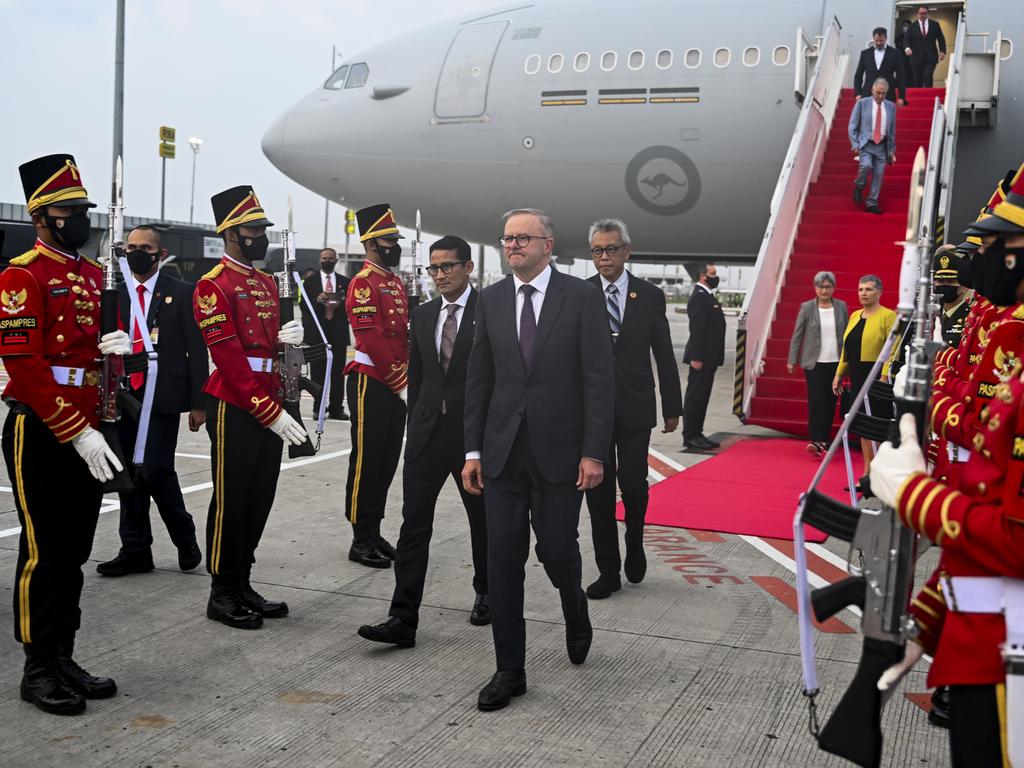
[
  {"xmin": 601, "ymin": 51, "xmax": 617, "ymax": 71},
  {"xmin": 345, "ymin": 62, "xmax": 369, "ymax": 88},
  {"xmin": 573, "ymin": 52, "xmax": 590, "ymax": 72},
  {"xmin": 743, "ymin": 46, "xmax": 760, "ymax": 67},
  {"xmin": 714, "ymin": 47, "xmax": 731, "ymax": 68},
  {"xmin": 628, "ymin": 50, "xmax": 645, "ymax": 70},
  {"xmin": 656, "ymin": 49, "xmax": 673, "ymax": 69},
  {"xmin": 547, "ymin": 53, "xmax": 564, "ymax": 73},
  {"xmin": 324, "ymin": 65, "xmax": 349, "ymax": 90},
  {"xmin": 525, "ymin": 54, "xmax": 541, "ymax": 74},
  {"xmin": 684, "ymin": 48, "xmax": 701, "ymax": 68},
  {"xmin": 772, "ymin": 45, "xmax": 791, "ymax": 66},
  {"xmin": 1000, "ymin": 38, "xmax": 1013, "ymax": 60}
]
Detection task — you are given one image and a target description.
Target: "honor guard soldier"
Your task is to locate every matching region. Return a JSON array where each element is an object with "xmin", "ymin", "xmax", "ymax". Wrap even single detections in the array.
[
  {"xmin": 933, "ymin": 245, "xmax": 972, "ymax": 348},
  {"xmin": 1, "ymin": 154, "xmax": 132, "ymax": 715},
  {"xmin": 193, "ymin": 186, "xmax": 307, "ymax": 630},
  {"xmin": 343, "ymin": 203, "xmax": 409, "ymax": 568}
]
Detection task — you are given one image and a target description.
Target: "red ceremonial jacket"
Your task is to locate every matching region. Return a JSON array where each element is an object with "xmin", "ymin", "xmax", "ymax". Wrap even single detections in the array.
[{"xmin": 344, "ymin": 259, "xmax": 409, "ymax": 392}]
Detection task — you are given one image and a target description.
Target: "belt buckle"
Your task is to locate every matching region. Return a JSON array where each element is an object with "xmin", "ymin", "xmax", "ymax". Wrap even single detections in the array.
[{"xmin": 85, "ymin": 370, "xmax": 99, "ymax": 387}]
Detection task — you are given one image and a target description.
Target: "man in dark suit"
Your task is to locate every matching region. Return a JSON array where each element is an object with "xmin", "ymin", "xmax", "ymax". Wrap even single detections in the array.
[
  {"xmin": 682, "ymin": 263, "xmax": 725, "ymax": 451},
  {"xmin": 301, "ymin": 248, "xmax": 349, "ymax": 420},
  {"xmin": 903, "ymin": 5, "xmax": 946, "ymax": 88},
  {"xmin": 854, "ymin": 27, "xmax": 907, "ymax": 104},
  {"xmin": 584, "ymin": 219, "xmax": 681, "ymax": 600},
  {"xmin": 357, "ymin": 236, "xmax": 490, "ymax": 648},
  {"xmin": 462, "ymin": 208, "xmax": 614, "ymax": 712},
  {"xmin": 97, "ymin": 225, "xmax": 207, "ymax": 576}
]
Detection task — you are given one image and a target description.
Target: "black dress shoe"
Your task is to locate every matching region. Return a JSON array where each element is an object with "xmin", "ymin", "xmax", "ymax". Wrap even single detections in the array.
[
  {"xmin": 477, "ymin": 670, "xmax": 527, "ymax": 711},
  {"xmin": 867, "ymin": 204, "xmax": 883, "ymax": 214},
  {"xmin": 853, "ymin": 186, "xmax": 863, "ymax": 204},
  {"xmin": 207, "ymin": 576, "xmax": 263, "ymax": 629},
  {"xmin": 328, "ymin": 410, "xmax": 350, "ymax": 421},
  {"xmin": 178, "ymin": 540, "xmax": 202, "ymax": 571},
  {"xmin": 21, "ymin": 645, "xmax": 85, "ymax": 716},
  {"xmin": 684, "ymin": 438, "xmax": 714, "ymax": 452},
  {"xmin": 56, "ymin": 641, "xmax": 117, "ymax": 699},
  {"xmin": 928, "ymin": 686, "xmax": 950, "ymax": 729},
  {"xmin": 349, "ymin": 540, "xmax": 391, "ymax": 569},
  {"xmin": 357, "ymin": 616, "xmax": 416, "ymax": 647},
  {"xmin": 239, "ymin": 575, "xmax": 289, "ymax": 618},
  {"xmin": 566, "ymin": 598, "xmax": 593, "ymax": 665},
  {"xmin": 624, "ymin": 537, "xmax": 647, "ymax": 585},
  {"xmin": 699, "ymin": 434, "xmax": 720, "ymax": 449},
  {"xmin": 372, "ymin": 536, "xmax": 397, "ymax": 560},
  {"xmin": 470, "ymin": 594, "xmax": 492, "ymax": 626},
  {"xmin": 585, "ymin": 573, "xmax": 621, "ymax": 599},
  {"xmin": 96, "ymin": 550, "xmax": 154, "ymax": 577}
]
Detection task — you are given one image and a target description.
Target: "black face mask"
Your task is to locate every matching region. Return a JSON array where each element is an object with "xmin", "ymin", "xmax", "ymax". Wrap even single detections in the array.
[
  {"xmin": 704, "ymin": 275, "xmax": 720, "ymax": 289},
  {"xmin": 981, "ymin": 239, "xmax": 1024, "ymax": 307},
  {"xmin": 377, "ymin": 240, "xmax": 402, "ymax": 268},
  {"xmin": 957, "ymin": 257, "xmax": 974, "ymax": 289},
  {"xmin": 321, "ymin": 260, "xmax": 337, "ymax": 274},
  {"xmin": 233, "ymin": 231, "xmax": 269, "ymax": 263},
  {"xmin": 45, "ymin": 210, "xmax": 91, "ymax": 251},
  {"xmin": 126, "ymin": 249, "xmax": 158, "ymax": 276},
  {"xmin": 933, "ymin": 284, "xmax": 960, "ymax": 304}
]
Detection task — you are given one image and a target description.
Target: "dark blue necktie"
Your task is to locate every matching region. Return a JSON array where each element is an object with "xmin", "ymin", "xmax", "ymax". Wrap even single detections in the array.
[{"xmin": 519, "ymin": 284, "xmax": 537, "ymax": 369}]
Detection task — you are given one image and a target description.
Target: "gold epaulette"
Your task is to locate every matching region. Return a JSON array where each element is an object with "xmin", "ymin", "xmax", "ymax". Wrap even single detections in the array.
[
  {"xmin": 202, "ymin": 263, "xmax": 226, "ymax": 280},
  {"xmin": 82, "ymin": 255, "xmax": 102, "ymax": 270},
  {"xmin": 8, "ymin": 249, "xmax": 39, "ymax": 266},
  {"xmin": 1013, "ymin": 305, "xmax": 1024, "ymax": 320},
  {"xmin": 356, "ymin": 267, "xmax": 372, "ymax": 279},
  {"xmin": 255, "ymin": 267, "xmax": 272, "ymax": 278}
]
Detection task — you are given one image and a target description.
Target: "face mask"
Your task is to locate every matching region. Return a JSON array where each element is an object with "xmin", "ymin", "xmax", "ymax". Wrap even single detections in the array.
[
  {"xmin": 981, "ymin": 239, "xmax": 1024, "ymax": 307},
  {"xmin": 957, "ymin": 257, "xmax": 973, "ymax": 289},
  {"xmin": 45, "ymin": 210, "xmax": 91, "ymax": 251},
  {"xmin": 126, "ymin": 249, "xmax": 158, "ymax": 276},
  {"xmin": 933, "ymin": 284, "xmax": 959, "ymax": 304},
  {"xmin": 704, "ymin": 275, "xmax": 720, "ymax": 290},
  {"xmin": 321, "ymin": 260, "xmax": 337, "ymax": 273},
  {"xmin": 234, "ymin": 231, "xmax": 269, "ymax": 263},
  {"xmin": 378, "ymin": 240, "xmax": 402, "ymax": 268}
]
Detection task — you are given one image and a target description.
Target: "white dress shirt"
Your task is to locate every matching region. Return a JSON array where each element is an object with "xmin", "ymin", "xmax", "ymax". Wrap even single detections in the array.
[
  {"xmin": 512, "ymin": 263, "xmax": 552, "ymax": 336},
  {"xmin": 599, "ymin": 269, "xmax": 630, "ymax": 321},
  {"xmin": 130, "ymin": 271, "xmax": 160, "ymax": 326},
  {"xmin": 873, "ymin": 46, "xmax": 885, "ymax": 71},
  {"xmin": 434, "ymin": 284, "xmax": 472, "ymax": 355},
  {"xmin": 320, "ymin": 269, "xmax": 339, "ymax": 292}
]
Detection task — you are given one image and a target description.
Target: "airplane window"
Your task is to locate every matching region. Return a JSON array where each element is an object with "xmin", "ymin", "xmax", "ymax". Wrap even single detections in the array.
[
  {"xmin": 684, "ymin": 48, "xmax": 701, "ymax": 68},
  {"xmin": 525, "ymin": 54, "xmax": 541, "ymax": 74},
  {"xmin": 573, "ymin": 52, "xmax": 590, "ymax": 72},
  {"xmin": 628, "ymin": 50, "xmax": 644, "ymax": 70},
  {"xmin": 601, "ymin": 51, "xmax": 617, "ymax": 71},
  {"xmin": 1000, "ymin": 38, "xmax": 1013, "ymax": 60},
  {"xmin": 346, "ymin": 62, "xmax": 369, "ymax": 88},
  {"xmin": 714, "ymin": 47, "xmax": 731, "ymax": 68},
  {"xmin": 548, "ymin": 53, "xmax": 564, "ymax": 73},
  {"xmin": 656, "ymin": 49, "xmax": 673, "ymax": 69},
  {"xmin": 743, "ymin": 47, "xmax": 760, "ymax": 67},
  {"xmin": 772, "ymin": 45, "xmax": 791, "ymax": 66},
  {"xmin": 323, "ymin": 65, "xmax": 349, "ymax": 90}
]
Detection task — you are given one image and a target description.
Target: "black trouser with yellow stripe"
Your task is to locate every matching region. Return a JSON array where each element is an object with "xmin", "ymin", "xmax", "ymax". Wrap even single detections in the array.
[
  {"xmin": 2, "ymin": 410, "xmax": 103, "ymax": 645},
  {"xmin": 345, "ymin": 373, "xmax": 406, "ymax": 541},
  {"xmin": 204, "ymin": 397, "xmax": 282, "ymax": 576}
]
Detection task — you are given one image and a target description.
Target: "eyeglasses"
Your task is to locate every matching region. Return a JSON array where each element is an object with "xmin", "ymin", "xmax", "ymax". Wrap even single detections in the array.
[
  {"xmin": 425, "ymin": 261, "xmax": 465, "ymax": 276},
  {"xmin": 499, "ymin": 234, "xmax": 548, "ymax": 248},
  {"xmin": 591, "ymin": 245, "xmax": 626, "ymax": 257}
]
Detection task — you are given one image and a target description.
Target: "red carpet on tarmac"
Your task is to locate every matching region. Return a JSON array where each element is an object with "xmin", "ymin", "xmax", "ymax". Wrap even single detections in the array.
[{"xmin": 620, "ymin": 438, "xmax": 864, "ymax": 542}]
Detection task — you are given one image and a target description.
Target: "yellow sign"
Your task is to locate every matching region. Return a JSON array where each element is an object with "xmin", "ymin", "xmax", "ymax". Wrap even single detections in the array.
[
  {"xmin": 345, "ymin": 209, "xmax": 356, "ymax": 235},
  {"xmin": 345, "ymin": 222, "xmax": 356, "ymax": 235},
  {"xmin": 159, "ymin": 126, "xmax": 176, "ymax": 142},
  {"xmin": 159, "ymin": 142, "xmax": 176, "ymax": 159}
]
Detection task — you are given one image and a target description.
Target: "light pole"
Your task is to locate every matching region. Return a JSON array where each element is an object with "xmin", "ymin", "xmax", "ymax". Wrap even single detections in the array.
[{"xmin": 188, "ymin": 137, "xmax": 203, "ymax": 225}]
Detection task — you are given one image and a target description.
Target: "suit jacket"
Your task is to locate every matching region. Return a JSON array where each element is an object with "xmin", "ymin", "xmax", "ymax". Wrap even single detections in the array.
[
  {"xmin": 587, "ymin": 272, "xmax": 682, "ymax": 429},
  {"xmin": 302, "ymin": 271, "xmax": 350, "ymax": 346},
  {"xmin": 118, "ymin": 272, "xmax": 209, "ymax": 415},
  {"xmin": 682, "ymin": 285, "xmax": 725, "ymax": 368},
  {"xmin": 848, "ymin": 97, "xmax": 897, "ymax": 154},
  {"xmin": 787, "ymin": 298, "xmax": 849, "ymax": 369},
  {"xmin": 405, "ymin": 288, "xmax": 477, "ymax": 460},
  {"xmin": 464, "ymin": 267, "xmax": 614, "ymax": 484},
  {"xmin": 853, "ymin": 45, "xmax": 906, "ymax": 102},
  {"xmin": 904, "ymin": 19, "xmax": 946, "ymax": 63}
]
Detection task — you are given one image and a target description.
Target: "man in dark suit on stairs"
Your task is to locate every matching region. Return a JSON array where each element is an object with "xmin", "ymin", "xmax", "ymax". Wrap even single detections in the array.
[
  {"xmin": 853, "ymin": 27, "xmax": 907, "ymax": 105},
  {"xmin": 584, "ymin": 219, "xmax": 681, "ymax": 600},
  {"xmin": 97, "ymin": 225, "xmax": 208, "ymax": 576},
  {"xmin": 903, "ymin": 5, "xmax": 946, "ymax": 88},
  {"xmin": 357, "ymin": 236, "xmax": 490, "ymax": 648},
  {"xmin": 682, "ymin": 263, "xmax": 725, "ymax": 451}
]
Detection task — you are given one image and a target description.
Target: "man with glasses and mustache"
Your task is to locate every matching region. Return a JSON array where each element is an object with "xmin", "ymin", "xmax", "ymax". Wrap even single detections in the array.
[
  {"xmin": 358, "ymin": 235, "xmax": 490, "ymax": 648},
  {"xmin": 462, "ymin": 208, "xmax": 613, "ymax": 711}
]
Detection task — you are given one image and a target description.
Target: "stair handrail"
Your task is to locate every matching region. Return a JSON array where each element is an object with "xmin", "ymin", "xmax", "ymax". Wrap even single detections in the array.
[
  {"xmin": 736, "ymin": 17, "xmax": 845, "ymax": 421},
  {"xmin": 938, "ymin": 12, "xmax": 966, "ymax": 229}
]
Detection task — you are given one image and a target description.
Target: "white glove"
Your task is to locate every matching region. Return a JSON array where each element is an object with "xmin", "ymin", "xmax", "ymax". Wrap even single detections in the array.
[
  {"xmin": 98, "ymin": 330, "xmax": 132, "ymax": 356},
  {"xmin": 931, "ymin": 317, "xmax": 944, "ymax": 344},
  {"xmin": 268, "ymin": 411, "xmax": 308, "ymax": 446},
  {"xmin": 397, "ymin": 387, "xmax": 407, "ymax": 404},
  {"xmin": 277, "ymin": 319, "xmax": 303, "ymax": 346},
  {"xmin": 869, "ymin": 413, "xmax": 926, "ymax": 507},
  {"xmin": 877, "ymin": 641, "xmax": 924, "ymax": 697},
  {"xmin": 72, "ymin": 426, "xmax": 124, "ymax": 482},
  {"xmin": 892, "ymin": 353, "xmax": 909, "ymax": 399}
]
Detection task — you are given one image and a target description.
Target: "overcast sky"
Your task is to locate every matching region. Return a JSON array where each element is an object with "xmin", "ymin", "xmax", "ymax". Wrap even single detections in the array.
[{"xmin": 0, "ymin": 0, "xmax": 480, "ymax": 249}]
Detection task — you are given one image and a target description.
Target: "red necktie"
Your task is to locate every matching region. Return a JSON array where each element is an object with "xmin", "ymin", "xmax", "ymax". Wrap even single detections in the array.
[
  {"xmin": 872, "ymin": 103, "xmax": 882, "ymax": 144},
  {"xmin": 325, "ymin": 274, "xmax": 335, "ymax": 320},
  {"xmin": 920, "ymin": 20, "xmax": 926, "ymax": 36},
  {"xmin": 130, "ymin": 284, "xmax": 145, "ymax": 390}
]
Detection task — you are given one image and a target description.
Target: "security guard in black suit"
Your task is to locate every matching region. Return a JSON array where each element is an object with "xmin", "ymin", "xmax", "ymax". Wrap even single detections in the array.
[
  {"xmin": 932, "ymin": 245, "xmax": 972, "ymax": 348},
  {"xmin": 96, "ymin": 225, "xmax": 207, "ymax": 577},
  {"xmin": 682, "ymin": 262, "xmax": 726, "ymax": 450},
  {"xmin": 358, "ymin": 236, "xmax": 490, "ymax": 648},
  {"xmin": 301, "ymin": 247, "xmax": 349, "ymax": 420},
  {"xmin": 584, "ymin": 220, "xmax": 682, "ymax": 599}
]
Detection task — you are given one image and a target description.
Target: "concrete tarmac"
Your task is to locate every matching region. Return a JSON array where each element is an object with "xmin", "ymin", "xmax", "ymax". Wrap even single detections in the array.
[{"xmin": 0, "ymin": 310, "xmax": 951, "ymax": 767}]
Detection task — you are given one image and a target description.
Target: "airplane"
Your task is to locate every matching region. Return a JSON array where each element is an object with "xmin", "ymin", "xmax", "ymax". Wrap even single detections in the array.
[{"xmin": 262, "ymin": 0, "xmax": 1020, "ymax": 266}]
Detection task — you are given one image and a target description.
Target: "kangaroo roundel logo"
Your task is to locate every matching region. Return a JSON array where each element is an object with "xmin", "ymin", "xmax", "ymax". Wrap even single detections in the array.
[{"xmin": 625, "ymin": 146, "xmax": 701, "ymax": 216}]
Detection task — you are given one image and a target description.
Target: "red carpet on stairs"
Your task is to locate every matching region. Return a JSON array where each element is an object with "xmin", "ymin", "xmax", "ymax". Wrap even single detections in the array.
[
  {"xmin": 618, "ymin": 438, "xmax": 865, "ymax": 542},
  {"xmin": 748, "ymin": 87, "xmax": 945, "ymax": 437}
]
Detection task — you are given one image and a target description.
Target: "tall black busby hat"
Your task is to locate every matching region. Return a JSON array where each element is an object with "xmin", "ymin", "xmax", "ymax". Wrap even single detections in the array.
[
  {"xmin": 969, "ymin": 162, "xmax": 1024, "ymax": 236},
  {"xmin": 211, "ymin": 186, "xmax": 274, "ymax": 234},
  {"xmin": 19, "ymin": 153, "xmax": 96, "ymax": 213},
  {"xmin": 356, "ymin": 203, "xmax": 404, "ymax": 242}
]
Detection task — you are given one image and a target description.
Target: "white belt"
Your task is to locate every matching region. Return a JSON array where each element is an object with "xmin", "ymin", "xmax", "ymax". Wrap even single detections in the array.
[
  {"xmin": 353, "ymin": 350, "xmax": 375, "ymax": 367},
  {"xmin": 940, "ymin": 576, "xmax": 1024, "ymax": 615},
  {"xmin": 247, "ymin": 356, "xmax": 275, "ymax": 373},
  {"xmin": 947, "ymin": 441, "xmax": 970, "ymax": 463},
  {"xmin": 51, "ymin": 366, "xmax": 95, "ymax": 387}
]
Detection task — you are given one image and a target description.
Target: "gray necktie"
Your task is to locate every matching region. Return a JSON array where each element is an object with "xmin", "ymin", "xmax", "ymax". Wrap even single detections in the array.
[
  {"xmin": 439, "ymin": 303, "xmax": 459, "ymax": 373},
  {"xmin": 606, "ymin": 284, "xmax": 622, "ymax": 339}
]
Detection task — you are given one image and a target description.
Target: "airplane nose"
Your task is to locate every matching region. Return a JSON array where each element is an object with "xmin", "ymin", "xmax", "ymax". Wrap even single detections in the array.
[{"xmin": 261, "ymin": 111, "xmax": 289, "ymax": 175}]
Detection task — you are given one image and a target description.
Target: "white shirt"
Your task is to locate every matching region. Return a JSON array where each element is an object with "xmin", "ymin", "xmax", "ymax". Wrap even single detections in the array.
[
  {"xmin": 512, "ymin": 263, "xmax": 552, "ymax": 337},
  {"xmin": 319, "ymin": 269, "xmax": 340, "ymax": 292},
  {"xmin": 599, "ymin": 269, "xmax": 629, "ymax": 321},
  {"xmin": 871, "ymin": 98, "xmax": 887, "ymax": 139},
  {"xmin": 129, "ymin": 271, "xmax": 160, "ymax": 328},
  {"xmin": 817, "ymin": 306, "xmax": 839, "ymax": 363},
  {"xmin": 434, "ymin": 283, "xmax": 472, "ymax": 355},
  {"xmin": 873, "ymin": 46, "xmax": 885, "ymax": 70},
  {"xmin": 695, "ymin": 281, "xmax": 714, "ymax": 295}
]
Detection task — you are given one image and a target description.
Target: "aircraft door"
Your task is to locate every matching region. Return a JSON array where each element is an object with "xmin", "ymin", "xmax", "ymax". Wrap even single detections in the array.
[{"xmin": 434, "ymin": 21, "xmax": 509, "ymax": 120}]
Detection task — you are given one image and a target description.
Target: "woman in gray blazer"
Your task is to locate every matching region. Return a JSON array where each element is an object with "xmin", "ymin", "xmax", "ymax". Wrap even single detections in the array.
[{"xmin": 787, "ymin": 272, "xmax": 849, "ymax": 455}]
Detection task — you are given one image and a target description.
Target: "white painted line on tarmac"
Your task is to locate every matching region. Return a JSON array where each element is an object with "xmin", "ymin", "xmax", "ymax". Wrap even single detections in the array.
[
  {"xmin": 174, "ymin": 452, "xmax": 210, "ymax": 460},
  {"xmin": 648, "ymin": 447, "xmax": 685, "ymax": 472},
  {"xmin": 807, "ymin": 542, "xmax": 853, "ymax": 574}
]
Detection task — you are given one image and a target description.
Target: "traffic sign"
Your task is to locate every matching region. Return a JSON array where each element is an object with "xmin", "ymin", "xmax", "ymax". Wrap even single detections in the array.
[
  {"xmin": 159, "ymin": 126, "xmax": 176, "ymax": 142},
  {"xmin": 159, "ymin": 142, "xmax": 176, "ymax": 159}
]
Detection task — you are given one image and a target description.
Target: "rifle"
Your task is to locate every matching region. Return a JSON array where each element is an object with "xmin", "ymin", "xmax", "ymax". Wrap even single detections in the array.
[
  {"xmin": 97, "ymin": 157, "xmax": 135, "ymax": 492},
  {"xmin": 277, "ymin": 196, "xmax": 316, "ymax": 458},
  {"xmin": 795, "ymin": 148, "xmax": 938, "ymax": 768},
  {"xmin": 408, "ymin": 209, "xmax": 423, "ymax": 309}
]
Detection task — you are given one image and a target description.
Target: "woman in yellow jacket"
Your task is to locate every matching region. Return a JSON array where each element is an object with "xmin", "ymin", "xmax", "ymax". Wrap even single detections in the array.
[{"xmin": 831, "ymin": 274, "xmax": 897, "ymax": 465}]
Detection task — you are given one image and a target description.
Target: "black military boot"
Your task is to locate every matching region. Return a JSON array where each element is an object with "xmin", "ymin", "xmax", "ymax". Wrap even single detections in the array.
[
  {"xmin": 56, "ymin": 638, "xmax": 117, "ymax": 699},
  {"xmin": 207, "ymin": 575, "xmax": 263, "ymax": 629},
  {"xmin": 21, "ymin": 644, "xmax": 86, "ymax": 716},
  {"xmin": 928, "ymin": 686, "xmax": 951, "ymax": 728},
  {"xmin": 238, "ymin": 568, "xmax": 289, "ymax": 618}
]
